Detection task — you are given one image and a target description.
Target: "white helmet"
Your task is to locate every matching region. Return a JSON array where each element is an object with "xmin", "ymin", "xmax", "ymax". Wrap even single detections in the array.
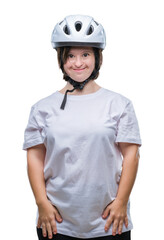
[{"xmin": 51, "ymin": 15, "xmax": 106, "ymax": 50}]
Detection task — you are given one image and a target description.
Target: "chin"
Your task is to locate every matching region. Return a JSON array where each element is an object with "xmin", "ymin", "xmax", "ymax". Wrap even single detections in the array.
[{"xmin": 70, "ymin": 75, "xmax": 91, "ymax": 82}]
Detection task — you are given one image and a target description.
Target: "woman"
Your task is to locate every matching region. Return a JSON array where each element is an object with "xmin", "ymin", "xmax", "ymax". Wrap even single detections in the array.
[{"xmin": 22, "ymin": 15, "xmax": 142, "ymax": 240}]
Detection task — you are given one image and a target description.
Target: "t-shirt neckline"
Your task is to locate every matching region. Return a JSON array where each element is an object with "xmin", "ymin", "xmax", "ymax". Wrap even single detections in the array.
[{"xmin": 55, "ymin": 87, "xmax": 105, "ymax": 100}]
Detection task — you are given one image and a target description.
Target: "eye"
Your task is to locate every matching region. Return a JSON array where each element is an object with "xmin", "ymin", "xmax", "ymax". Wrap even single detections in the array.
[
  {"xmin": 83, "ymin": 53, "xmax": 89, "ymax": 57},
  {"xmin": 68, "ymin": 54, "xmax": 74, "ymax": 58}
]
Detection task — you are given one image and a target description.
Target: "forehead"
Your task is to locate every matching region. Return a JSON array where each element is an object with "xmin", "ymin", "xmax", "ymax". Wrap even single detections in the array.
[{"xmin": 68, "ymin": 46, "xmax": 94, "ymax": 53}]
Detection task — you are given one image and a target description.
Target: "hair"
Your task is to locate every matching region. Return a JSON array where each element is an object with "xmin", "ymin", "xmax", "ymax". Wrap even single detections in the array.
[{"xmin": 57, "ymin": 47, "xmax": 103, "ymax": 81}]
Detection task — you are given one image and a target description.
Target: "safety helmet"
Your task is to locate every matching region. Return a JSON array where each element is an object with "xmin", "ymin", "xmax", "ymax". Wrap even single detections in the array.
[{"xmin": 51, "ymin": 15, "xmax": 106, "ymax": 50}]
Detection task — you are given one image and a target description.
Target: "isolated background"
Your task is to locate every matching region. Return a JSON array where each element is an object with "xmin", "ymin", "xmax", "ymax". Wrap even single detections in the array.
[{"xmin": 0, "ymin": 0, "xmax": 163, "ymax": 239}]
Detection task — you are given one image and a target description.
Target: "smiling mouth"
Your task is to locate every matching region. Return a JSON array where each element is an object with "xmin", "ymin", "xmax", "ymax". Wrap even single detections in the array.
[{"xmin": 73, "ymin": 68, "xmax": 86, "ymax": 72}]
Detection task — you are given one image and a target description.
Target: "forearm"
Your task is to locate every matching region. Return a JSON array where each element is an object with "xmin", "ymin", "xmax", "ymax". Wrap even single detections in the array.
[
  {"xmin": 103, "ymin": 155, "xmax": 139, "ymax": 235},
  {"xmin": 27, "ymin": 146, "xmax": 62, "ymax": 238},
  {"xmin": 103, "ymin": 143, "xmax": 140, "ymax": 235},
  {"xmin": 27, "ymin": 146, "xmax": 48, "ymax": 206},
  {"xmin": 116, "ymin": 155, "xmax": 139, "ymax": 204}
]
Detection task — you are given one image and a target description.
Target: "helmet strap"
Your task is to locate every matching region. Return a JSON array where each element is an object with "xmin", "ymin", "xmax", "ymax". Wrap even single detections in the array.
[{"xmin": 60, "ymin": 75, "xmax": 92, "ymax": 110}]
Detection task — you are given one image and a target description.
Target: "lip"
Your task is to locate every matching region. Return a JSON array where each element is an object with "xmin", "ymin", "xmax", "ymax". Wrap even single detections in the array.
[{"xmin": 73, "ymin": 68, "xmax": 86, "ymax": 72}]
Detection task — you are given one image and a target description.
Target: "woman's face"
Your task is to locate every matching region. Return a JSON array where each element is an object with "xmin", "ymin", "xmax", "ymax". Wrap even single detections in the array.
[{"xmin": 63, "ymin": 47, "xmax": 95, "ymax": 82}]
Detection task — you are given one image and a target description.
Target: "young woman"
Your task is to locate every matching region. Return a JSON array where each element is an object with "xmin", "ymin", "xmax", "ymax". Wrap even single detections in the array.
[{"xmin": 22, "ymin": 15, "xmax": 142, "ymax": 240}]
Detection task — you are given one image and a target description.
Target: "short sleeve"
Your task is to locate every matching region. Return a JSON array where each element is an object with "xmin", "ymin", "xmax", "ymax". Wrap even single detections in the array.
[
  {"xmin": 115, "ymin": 101, "xmax": 142, "ymax": 147},
  {"xmin": 22, "ymin": 105, "xmax": 44, "ymax": 150}
]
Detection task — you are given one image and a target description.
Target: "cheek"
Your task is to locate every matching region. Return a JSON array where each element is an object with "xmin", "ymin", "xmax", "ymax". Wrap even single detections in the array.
[
  {"xmin": 63, "ymin": 62, "xmax": 71, "ymax": 73},
  {"xmin": 89, "ymin": 60, "xmax": 95, "ymax": 72},
  {"xmin": 89, "ymin": 56, "xmax": 95, "ymax": 70}
]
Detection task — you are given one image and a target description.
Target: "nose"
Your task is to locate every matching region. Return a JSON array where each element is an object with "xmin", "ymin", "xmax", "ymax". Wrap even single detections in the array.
[{"xmin": 74, "ymin": 56, "xmax": 83, "ymax": 68}]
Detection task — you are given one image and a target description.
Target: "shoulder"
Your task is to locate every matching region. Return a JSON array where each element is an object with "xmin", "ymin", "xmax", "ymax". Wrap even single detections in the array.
[
  {"xmin": 31, "ymin": 91, "xmax": 57, "ymax": 112},
  {"xmin": 102, "ymin": 88, "xmax": 131, "ymax": 108},
  {"xmin": 28, "ymin": 92, "xmax": 58, "ymax": 126}
]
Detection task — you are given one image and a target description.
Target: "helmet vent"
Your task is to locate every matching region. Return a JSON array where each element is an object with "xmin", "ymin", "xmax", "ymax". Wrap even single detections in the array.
[
  {"xmin": 63, "ymin": 25, "xmax": 70, "ymax": 35},
  {"xmin": 87, "ymin": 25, "xmax": 94, "ymax": 35},
  {"xmin": 75, "ymin": 21, "xmax": 82, "ymax": 32}
]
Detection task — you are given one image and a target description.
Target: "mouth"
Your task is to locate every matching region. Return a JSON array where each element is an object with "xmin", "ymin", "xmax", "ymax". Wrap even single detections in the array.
[{"xmin": 73, "ymin": 68, "xmax": 86, "ymax": 72}]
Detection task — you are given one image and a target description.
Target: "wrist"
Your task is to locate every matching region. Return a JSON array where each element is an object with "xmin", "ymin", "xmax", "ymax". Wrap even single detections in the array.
[
  {"xmin": 36, "ymin": 197, "xmax": 49, "ymax": 207},
  {"xmin": 115, "ymin": 196, "xmax": 129, "ymax": 206}
]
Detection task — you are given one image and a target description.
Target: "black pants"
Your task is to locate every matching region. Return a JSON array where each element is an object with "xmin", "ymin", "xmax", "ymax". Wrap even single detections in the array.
[{"xmin": 37, "ymin": 228, "xmax": 131, "ymax": 240}]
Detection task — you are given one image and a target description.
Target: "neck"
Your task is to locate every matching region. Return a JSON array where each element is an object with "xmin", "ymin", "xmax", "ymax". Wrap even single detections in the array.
[{"xmin": 62, "ymin": 80, "xmax": 101, "ymax": 95}]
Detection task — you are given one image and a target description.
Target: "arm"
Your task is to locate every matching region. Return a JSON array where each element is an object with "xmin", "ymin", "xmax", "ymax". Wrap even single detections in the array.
[
  {"xmin": 27, "ymin": 144, "xmax": 62, "ymax": 239},
  {"xmin": 27, "ymin": 144, "xmax": 47, "ymax": 204},
  {"xmin": 102, "ymin": 143, "xmax": 140, "ymax": 236},
  {"xmin": 116, "ymin": 142, "xmax": 140, "ymax": 204}
]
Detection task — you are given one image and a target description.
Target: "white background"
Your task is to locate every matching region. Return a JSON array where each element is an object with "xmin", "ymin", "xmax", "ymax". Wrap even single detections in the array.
[{"xmin": 0, "ymin": 0, "xmax": 164, "ymax": 239}]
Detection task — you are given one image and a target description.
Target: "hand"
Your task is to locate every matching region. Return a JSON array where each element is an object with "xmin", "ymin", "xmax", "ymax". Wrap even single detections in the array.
[
  {"xmin": 37, "ymin": 200, "xmax": 63, "ymax": 239},
  {"xmin": 102, "ymin": 198, "xmax": 128, "ymax": 236}
]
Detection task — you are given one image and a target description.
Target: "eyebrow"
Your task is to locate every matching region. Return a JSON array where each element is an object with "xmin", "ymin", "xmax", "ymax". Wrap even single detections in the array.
[{"xmin": 68, "ymin": 50, "xmax": 93, "ymax": 54}]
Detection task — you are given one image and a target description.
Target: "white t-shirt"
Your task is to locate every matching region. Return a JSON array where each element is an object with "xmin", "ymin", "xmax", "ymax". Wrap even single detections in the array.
[{"xmin": 22, "ymin": 87, "xmax": 142, "ymax": 238}]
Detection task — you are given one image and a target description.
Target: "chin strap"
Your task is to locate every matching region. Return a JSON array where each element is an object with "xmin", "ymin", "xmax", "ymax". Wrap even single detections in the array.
[{"xmin": 60, "ymin": 77, "xmax": 90, "ymax": 110}]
